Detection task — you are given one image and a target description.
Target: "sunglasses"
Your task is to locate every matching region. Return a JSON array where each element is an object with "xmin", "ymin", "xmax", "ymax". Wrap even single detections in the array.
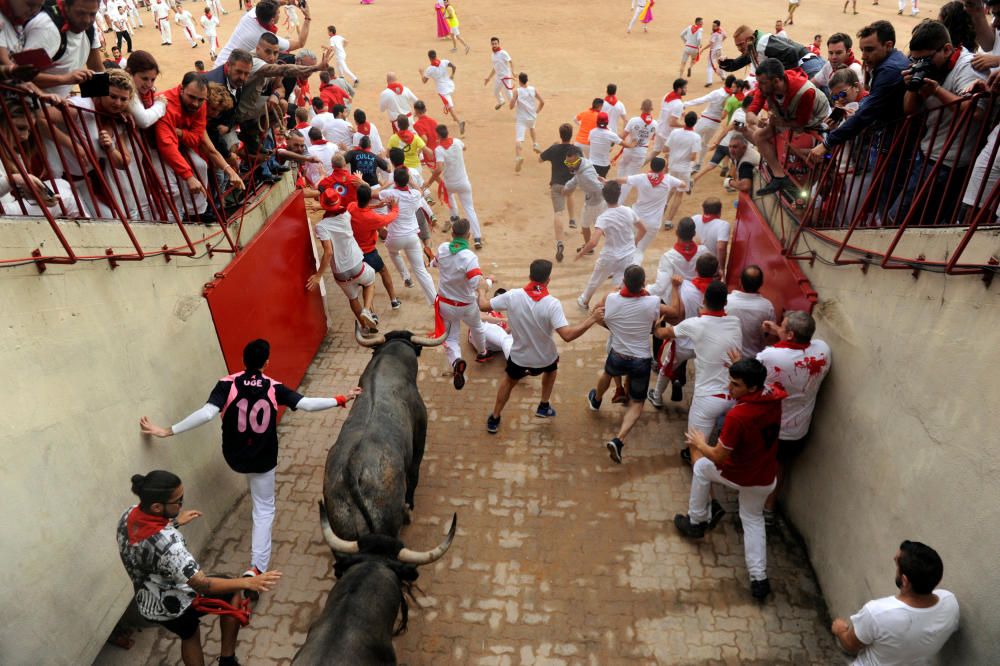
[{"xmin": 831, "ymin": 90, "xmax": 850, "ymax": 101}]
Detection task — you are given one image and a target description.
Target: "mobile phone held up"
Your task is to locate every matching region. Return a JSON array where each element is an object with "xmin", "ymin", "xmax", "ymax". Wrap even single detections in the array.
[{"xmin": 79, "ymin": 72, "xmax": 111, "ymax": 98}]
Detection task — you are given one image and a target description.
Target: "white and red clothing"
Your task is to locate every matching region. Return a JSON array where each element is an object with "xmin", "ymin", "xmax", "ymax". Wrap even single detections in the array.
[
  {"xmin": 379, "ymin": 186, "xmax": 437, "ymax": 304},
  {"xmin": 691, "ymin": 213, "xmax": 731, "ymax": 258},
  {"xmin": 725, "ymin": 291, "xmax": 776, "ymax": 358},
  {"xmin": 353, "ymin": 123, "xmax": 384, "ymax": 155},
  {"xmin": 626, "ymin": 171, "xmax": 685, "ymax": 265},
  {"xmin": 756, "ymin": 339, "xmax": 831, "ymax": 440},
  {"xmin": 812, "ymin": 56, "xmax": 864, "ymax": 90},
  {"xmin": 680, "ymin": 23, "xmax": 704, "ymax": 65},
  {"xmin": 587, "ymin": 126, "xmax": 623, "ymax": 169},
  {"xmin": 654, "ymin": 91, "xmax": 684, "ymax": 151},
  {"xmin": 685, "ymin": 87, "xmax": 730, "ymax": 159},
  {"xmin": 619, "ymin": 114, "xmax": 658, "ymax": 186},
  {"xmin": 378, "ymin": 83, "xmax": 418, "ymax": 131},
  {"xmin": 306, "ymin": 139, "xmax": 338, "ymax": 182},
  {"xmin": 489, "ymin": 287, "xmax": 569, "ymax": 369},
  {"xmin": 200, "ymin": 12, "xmax": 220, "ymax": 53},
  {"xmin": 490, "ymin": 48, "xmax": 513, "ymax": 104},
  {"xmin": 433, "ymin": 241, "xmax": 486, "ymax": 365},
  {"xmin": 435, "ymin": 138, "xmax": 481, "ymax": 239},
  {"xmin": 174, "ymin": 9, "xmax": 202, "ymax": 47},
  {"xmin": 601, "ymin": 95, "xmax": 627, "ymax": 133},
  {"xmin": 315, "ymin": 211, "xmax": 376, "ymax": 300},
  {"xmin": 514, "ymin": 85, "xmax": 539, "ymax": 141},
  {"xmin": 665, "ymin": 127, "xmax": 702, "ymax": 183},
  {"xmin": 605, "ymin": 291, "xmax": 660, "ymax": 359},
  {"xmin": 423, "ymin": 59, "xmax": 457, "ymax": 111},
  {"xmin": 328, "ymin": 33, "xmax": 357, "ymax": 84},
  {"xmin": 648, "ymin": 241, "xmax": 709, "ymax": 301},
  {"xmin": 215, "ymin": 6, "xmax": 291, "ymax": 66},
  {"xmin": 580, "ymin": 206, "xmax": 641, "ymax": 304},
  {"xmin": 673, "ymin": 310, "xmax": 742, "ymax": 437},
  {"xmin": 152, "ymin": 1, "xmax": 172, "ymax": 44},
  {"xmin": 706, "ymin": 26, "xmax": 727, "ymax": 84}
]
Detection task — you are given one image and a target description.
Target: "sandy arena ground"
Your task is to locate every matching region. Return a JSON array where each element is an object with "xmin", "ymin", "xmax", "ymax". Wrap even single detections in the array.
[{"xmin": 96, "ymin": 0, "xmax": 939, "ymax": 663}]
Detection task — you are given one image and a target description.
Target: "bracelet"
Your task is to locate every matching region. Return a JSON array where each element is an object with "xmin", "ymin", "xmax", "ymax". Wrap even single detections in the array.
[{"xmin": 335, "ymin": 395, "xmax": 347, "ymax": 407}]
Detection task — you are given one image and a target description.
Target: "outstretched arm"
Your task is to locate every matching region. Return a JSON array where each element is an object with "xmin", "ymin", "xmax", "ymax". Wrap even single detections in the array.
[
  {"xmin": 140, "ymin": 404, "xmax": 221, "ymax": 438},
  {"xmin": 555, "ymin": 308, "xmax": 603, "ymax": 342}
]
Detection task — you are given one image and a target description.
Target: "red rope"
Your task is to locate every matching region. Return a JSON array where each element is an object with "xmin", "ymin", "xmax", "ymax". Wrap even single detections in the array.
[{"xmin": 191, "ymin": 595, "xmax": 253, "ymax": 626}]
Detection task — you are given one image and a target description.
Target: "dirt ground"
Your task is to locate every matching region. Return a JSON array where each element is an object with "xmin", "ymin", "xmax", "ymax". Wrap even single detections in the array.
[{"xmin": 96, "ymin": 1, "xmax": 940, "ymax": 664}]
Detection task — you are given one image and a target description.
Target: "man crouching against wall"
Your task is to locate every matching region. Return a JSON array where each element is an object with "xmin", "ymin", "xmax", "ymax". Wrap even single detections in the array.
[{"xmin": 673, "ymin": 358, "xmax": 787, "ymax": 601}]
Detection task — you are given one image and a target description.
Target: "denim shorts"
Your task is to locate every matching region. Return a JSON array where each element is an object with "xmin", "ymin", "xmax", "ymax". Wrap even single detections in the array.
[{"xmin": 604, "ymin": 350, "xmax": 653, "ymax": 401}]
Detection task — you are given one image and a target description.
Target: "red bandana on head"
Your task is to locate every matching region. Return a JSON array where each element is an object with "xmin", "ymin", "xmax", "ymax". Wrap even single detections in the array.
[
  {"xmin": 524, "ymin": 281, "xmax": 549, "ymax": 302},
  {"xmin": 674, "ymin": 241, "xmax": 698, "ymax": 262},
  {"xmin": 126, "ymin": 506, "xmax": 170, "ymax": 545},
  {"xmin": 387, "ymin": 82, "xmax": 404, "ymax": 94},
  {"xmin": 605, "ymin": 95, "xmax": 618, "ymax": 106},
  {"xmin": 640, "ymin": 112, "xmax": 653, "ymax": 125}
]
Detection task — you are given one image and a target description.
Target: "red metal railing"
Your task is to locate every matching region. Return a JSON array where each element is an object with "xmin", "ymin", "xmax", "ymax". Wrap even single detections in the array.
[
  {"xmin": 0, "ymin": 85, "xmax": 277, "ymax": 272},
  {"xmin": 767, "ymin": 91, "xmax": 1000, "ymax": 278}
]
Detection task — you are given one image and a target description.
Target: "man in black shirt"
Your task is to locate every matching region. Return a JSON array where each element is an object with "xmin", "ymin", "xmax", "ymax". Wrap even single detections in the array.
[
  {"xmin": 140, "ymin": 339, "xmax": 361, "ymax": 579},
  {"xmin": 538, "ymin": 123, "xmax": 578, "ymax": 262},
  {"xmin": 345, "ymin": 135, "xmax": 389, "ymax": 187}
]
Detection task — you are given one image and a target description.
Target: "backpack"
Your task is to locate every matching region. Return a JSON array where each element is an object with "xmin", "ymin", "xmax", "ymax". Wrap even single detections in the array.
[{"xmin": 41, "ymin": 0, "xmax": 97, "ymax": 62}]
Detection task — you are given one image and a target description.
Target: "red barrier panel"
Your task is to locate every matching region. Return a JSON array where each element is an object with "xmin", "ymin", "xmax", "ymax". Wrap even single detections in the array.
[
  {"xmin": 204, "ymin": 191, "xmax": 327, "ymax": 400},
  {"xmin": 727, "ymin": 193, "xmax": 818, "ymax": 316}
]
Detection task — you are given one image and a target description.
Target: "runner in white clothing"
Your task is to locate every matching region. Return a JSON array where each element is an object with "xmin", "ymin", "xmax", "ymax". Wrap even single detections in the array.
[
  {"xmin": 484, "ymin": 36, "xmax": 514, "ymax": 110},
  {"xmin": 601, "ymin": 83, "xmax": 628, "ymax": 133},
  {"xmin": 703, "ymin": 20, "xmax": 727, "ymax": 86},
  {"xmin": 205, "ymin": 0, "xmax": 226, "ymax": 18},
  {"xmin": 426, "ymin": 125, "xmax": 484, "ymax": 246},
  {"xmin": 431, "ymin": 218, "xmax": 489, "ymax": 390},
  {"xmin": 377, "ymin": 169, "xmax": 438, "ymax": 305},
  {"xmin": 326, "ymin": 25, "xmax": 359, "ymax": 86},
  {"xmin": 691, "ymin": 197, "xmax": 731, "ymax": 273},
  {"xmin": 379, "ymin": 72, "xmax": 418, "ymax": 133},
  {"xmin": 679, "ymin": 17, "xmax": 705, "ymax": 77},
  {"xmin": 125, "ymin": 0, "xmax": 143, "ymax": 28},
  {"xmin": 587, "ymin": 112, "xmax": 624, "ymax": 178},
  {"xmin": 613, "ymin": 157, "xmax": 687, "ymax": 266},
  {"xmin": 152, "ymin": 0, "xmax": 172, "ymax": 44},
  {"xmin": 664, "ymin": 112, "xmax": 703, "ymax": 227},
  {"xmin": 574, "ymin": 182, "xmax": 646, "ymax": 308},
  {"xmin": 723, "ymin": 265, "xmax": 775, "ymax": 359},
  {"xmin": 648, "ymin": 79, "xmax": 687, "ymax": 163},
  {"xmin": 420, "ymin": 50, "xmax": 466, "ymax": 135},
  {"xmin": 618, "ymin": 100, "xmax": 658, "ymax": 199},
  {"xmin": 174, "ymin": 7, "xmax": 204, "ymax": 48},
  {"xmin": 647, "ymin": 218, "xmax": 709, "ymax": 303},
  {"xmin": 200, "ymin": 8, "xmax": 220, "ymax": 60},
  {"xmin": 509, "ymin": 72, "xmax": 544, "ymax": 172},
  {"xmin": 684, "ymin": 80, "xmax": 732, "ymax": 163}
]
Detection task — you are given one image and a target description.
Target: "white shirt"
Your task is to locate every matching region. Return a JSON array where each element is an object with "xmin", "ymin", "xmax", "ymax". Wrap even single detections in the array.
[
  {"xmin": 725, "ymin": 291, "xmax": 775, "ymax": 358},
  {"xmin": 673, "ymin": 315, "xmax": 743, "ymax": 397},
  {"xmin": 627, "ymin": 172, "xmax": 683, "ymax": 225},
  {"xmin": 604, "ymin": 293, "xmax": 660, "ymax": 358},
  {"xmin": 812, "ymin": 60, "xmax": 864, "ymax": 89},
  {"xmin": 424, "ymin": 60, "xmax": 455, "ymax": 95},
  {"xmin": 623, "ymin": 116, "xmax": 658, "ymax": 151},
  {"xmin": 215, "ymin": 7, "xmax": 291, "ymax": 66},
  {"xmin": 849, "ymin": 590, "xmax": 959, "ymax": 666},
  {"xmin": 306, "ymin": 142, "xmax": 337, "ymax": 180},
  {"xmin": 691, "ymin": 215, "xmax": 731, "ymax": 254},
  {"xmin": 708, "ymin": 28, "xmax": 726, "ymax": 51},
  {"xmin": 756, "ymin": 340, "xmax": 831, "ymax": 439},
  {"xmin": 595, "ymin": 206, "xmax": 639, "ymax": 261},
  {"xmin": 434, "ymin": 139, "xmax": 471, "ymax": 188},
  {"xmin": 684, "ymin": 87, "xmax": 730, "ymax": 122},
  {"xmin": 601, "ymin": 98, "xmax": 627, "ymax": 132},
  {"xmin": 328, "ymin": 34, "xmax": 346, "ymax": 60},
  {"xmin": 921, "ymin": 49, "xmax": 986, "ymax": 168},
  {"xmin": 353, "ymin": 124, "xmax": 384, "ymax": 154},
  {"xmin": 491, "ymin": 49, "xmax": 512, "ymax": 77},
  {"xmin": 490, "ymin": 289, "xmax": 569, "ymax": 368},
  {"xmin": 175, "ymin": 9, "xmax": 195, "ymax": 28},
  {"xmin": 378, "ymin": 86, "xmax": 418, "ymax": 124},
  {"xmin": 152, "ymin": 2, "xmax": 170, "ymax": 20},
  {"xmin": 310, "ymin": 113, "xmax": 352, "ymax": 146},
  {"xmin": 21, "ymin": 12, "xmax": 98, "ymax": 98},
  {"xmin": 678, "ymin": 280, "xmax": 706, "ymax": 320},
  {"xmin": 665, "ymin": 129, "xmax": 702, "ymax": 175},
  {"xmin": 656, "ymin": 95, "xmax": 684, "ymax": 139},
  {"xmin": 434, "ymin": 243, "xmax": 481, "ymax": 303},
  {"xmin": 649, "ymin": 244, "xmax": 709, "ymax": 300},
  {"xmin": 514, "ymin": 85, "xmax": 538, "ymax": 123},
  {"xmin": 315, "ymin": 211, "xmax": 363, "ymax": 274},
  {"xmin": 200, "ymin": 14, "xmax": 219, "ymax": 35},
  {"xmin": 587, "ymin": 127, "xmax": 622, "ymax": 167},
  {"xmin": 379, "ymin": 187, "xmax": 432, "ymax": 241},
  {"xmin": 680, "ymin": 25, "xmax": 703, "ymax": 49}
]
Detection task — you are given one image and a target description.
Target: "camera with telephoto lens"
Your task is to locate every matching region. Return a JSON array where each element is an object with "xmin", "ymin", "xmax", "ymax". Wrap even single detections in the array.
[{"xmin": 907, "ymin": 57, "xmax": 934, "ymax": 91}]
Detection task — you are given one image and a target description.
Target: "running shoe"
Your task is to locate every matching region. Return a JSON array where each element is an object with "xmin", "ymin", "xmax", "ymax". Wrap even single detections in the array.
[
  {"xmin": 673, "ymin": 514, "xmax": 706, "ymax": 538},
  {"xmin": 647, "ymin": 389, "xmax": 663, "ymax": 409},
  {"xmin": 586, "ymin": 388, "xmax": 601, "ymax": 411},
  {"xmin": 360, "ymin": 309, "xmax": 377, "ymax": 330},
  {"xmin": 486, "ymin": 413, "xmax": 501, "ymax": 434},
  {"xmin": 452, "ymin": 359, "xmax": 467, "ymax": 390},
  {"xmin": 404, "ymin": 278, "xmax": 414, "ymax": 288},
  {"xmin": 474, "ymin": 237, "xmax": 482, "ymax": 249},
  {"xmin": 606, "ymin": 437, "xmax": 624, "ymax": 464},
  {"xmin": 568, "ymin": 218, "xmax": 577, "ymax": 229},
  {"xmin": 555, "ymin": 240, "xmax": 564, "ymax": 262},
  {"xmin": 750, "ymin": 578, "xmax": 772, "ymax": 601},
  {"xmin": 390, "ymin": 299, "xmax": 401, "ymax": 310},
  {"xmin": 475, "ymin": 350, "xmax": 495, "ymax": 363},
  {"xmin": 535, "ymin": 403, "xmax": 556, "ymax": 418}
]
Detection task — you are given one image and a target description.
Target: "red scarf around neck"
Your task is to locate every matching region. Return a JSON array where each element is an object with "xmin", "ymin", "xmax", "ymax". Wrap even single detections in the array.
[
  {"xmin": 640, "ymin": 112, "xmax": 653, "ymax": 125},
  {"xmin": 430, "ymin": 58, "xmax": 442, "ymax": 67},
  {"xmin": 664, "ymin": 91, "xmax": 682, "ymax": 103},
  {"xmin": 647, "ymin": 171, "xmax": 666, "ymax": 187},
  {"xmin": 257, "ymin": 16, "xmax": 277, "ymax": 33},
  {"xmin": 712, "ymin": 26, "xmax": 721, "ymax": 33},
  {"xmin": 701, "ymin": 309, "xmax": 726, "ymax": 317},
  {"xmin": 774, "ymin": 339, "xmax": 810, "ymax": 350},
  {"xmin": 126, "ymin": 506, "xmax": 170, "ymax": 545},
  {"xmin": 396, "ymin": 130, "xmax": 415, "ymax": 144},
  {"xmin": 734, "ymin": 91, "xmax": 746, "ymax": 101},
  {"xmin": 440, "ymin": 137, "xmax": 454, "ymax": 149},
  {"xmin": 524, "ymin": 281, "xmax": 549, "ymax": 302},
  {"xmin": 205, "ymin": 10, "xmax": 213, "ymax": 19},
  {"xmin": 311, "ymin": 138, "xmax": 328, "ymax": 146},
  {"xmin": 605, "ymin": 95, "xmax": 618, "ymax": 106},
  {"xmin": 674, "ymin": 241, "xmax": 698, "ymax": 262},
  {"xmin": 356, "ymin": 121, "xmax": 371, "ymax": 135},
  {"xmin": 701, "ymin": 213, "xmax": 719, "ymax": 223},
  {"xmin": 690, "ymin": 24, "xmax": 701, "ymax": 34},
  {"xmin": 691, "ymin": 276, "xmax": 713, "ymax": 293},
  {"xmin": 619, "ymin": 287, "xmax": 649, "ymax": 298},
  {"xmin": 387, "ymin": 82, "xmax": 404, "ymax": 94},
  {"xmin": 491, "ymin": 45, "xmax": 501, "ymax": 53}
]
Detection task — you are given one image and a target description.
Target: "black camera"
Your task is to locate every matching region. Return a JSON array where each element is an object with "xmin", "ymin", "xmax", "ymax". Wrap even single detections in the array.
[{"xmin": 907, "ymin": 57, "xmax": 933, "ymax": 91}]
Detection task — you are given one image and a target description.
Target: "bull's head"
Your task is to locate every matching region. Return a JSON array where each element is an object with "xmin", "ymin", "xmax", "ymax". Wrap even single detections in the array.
[
  {"xmin": 353, "ymin": 322, "xmax": 448, "ymax": 350},
  {"xmin": 318, "ymin": 500, "xmax": 457, "ymax": 565}
]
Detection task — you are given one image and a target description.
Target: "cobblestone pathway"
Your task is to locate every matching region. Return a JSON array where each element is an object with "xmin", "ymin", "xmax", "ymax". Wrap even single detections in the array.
[{"xmin": 105, "ymin": 257, "xmax": 844, "ymax": 665}]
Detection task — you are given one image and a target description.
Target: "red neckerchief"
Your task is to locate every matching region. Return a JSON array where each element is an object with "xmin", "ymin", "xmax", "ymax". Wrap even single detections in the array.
[
  {"xmin": 356, "ymin": 121, "xmax": 371, "ymax": 135},
  {"xmin": 640, "ymin": 112, "xmax": 653, "ymax": 125},
  {"xmin": 395, "ymin": 184, "xmax": 410, "ymax": 192},
  {"xmin": 735, "ymin": 91, "xmax": 746, "ymax": 101},
  {"xmin": 774, "ymin": 340, "xmax": 810, "ymax": 350},
  {"xmin": 440, "ymin": 137, "xmax": 454, "ymax": 149},
  {"xmin": 684, "ymin": 126, "xmax": 695, "ymax": 131},
  {"xmin": 619, "ymin": 287, "xmax": 649, "ymax": 297},
  {"xmin": 491, "ymin": 46, "xmax": 501, "ymax": 53},
  {"xmin": 294, "ymin": 121, "xmax": 310, "ymax": 130},
  {"xmin": 524, "ymin": 281, "xmax": 549, "ymax": 302},
  {"xmin": 396, "ymin": 130, "xmax": 415, "ymax": 144},
  {"xmin": 0, "ymin": 0, "xmax": 29, "ymax": 24},
  {"xmin": 205, "ymin": 10, "xmax": 212, "ymax": 19},
  {"xmin": 702, "ymin": 214, "xmax": 719, "ymax": 223},
  {"xmin": 944, "ymin": 47, "xmax": 961, "ymax": 73},
  {"xmin": 387, "ymin": 82, "xmax": 404, "ymax": 94},
  {"xmin": 690, "ymin": 24, "xmax": 700, "ymax": 34},
  {"xmin": 140, "ymin": 89, "xmax": 156, "ymax": 109},
  {"xmin": 842, "ymin": 51, "xmax": 858, "ymax": 67},
  {"xmin": 664, "ymin": 91, "xmax": 682, "ymax": 103},
  {"xmin": 737, "ymin": 384, "xmax": 789, "ymax": 403},
  {"xmin": 724, "ymin": 86, "xmax": 733, "ymax": 95},
  {"xmin": 701, "ymin": 309, "xmax": 726, "ymax": 317},
  {"xmin": 712, "ymin": 26, "xmax": 721, "ymax": 33},
  {"xmin": 691, "ymin": 276, "xmax": 713, "ymax": 293},
  {"xmin": 674, "ymin": 241, "xmax": 698, "ymax": 262},
  {"xmin": 856, "ymin": 90, "xmax": 869, "ymax": 102},
  {"xmin": 647, "ymin": 171, "xmax": 666, "ymax": 187},
  {"xmin": 257, "ymin": 15, "xmax": 278, "ymax": 33},
  {"xmin": 605, "ymin": 95, "xmax": 618, "ymax": 106},
  {"xmin": 312, "ymin": 138, "xmax": 328, "ymax": 145},
  {"xmin": 126, "ymin": 506, "xmax": 170, "ymax": 545},
  {"xmin": 430, "ymin": 58, "xmax": 442, "ymax": 67}
]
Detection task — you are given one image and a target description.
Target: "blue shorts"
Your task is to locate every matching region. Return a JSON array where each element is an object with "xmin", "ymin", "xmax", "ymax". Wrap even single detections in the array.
[
  {"xmin": 363, "ymin": 249, "xmax": 385, "ymax": 273},
  {"xmin": 604, "ymin": 350, "xmax": 653, "ymax": 402}
]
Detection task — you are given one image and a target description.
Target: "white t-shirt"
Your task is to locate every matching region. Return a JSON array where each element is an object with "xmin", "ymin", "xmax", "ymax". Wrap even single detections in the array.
[
  {"xmin": 595, "ymin": 206, "xmax": 639, "ymax": 261},
  {"xmin": 490, "ymin": 289, "xmax": 569, "ymax": 368},
  {"xmin": 306, "ymin": 142, "xmax": 337, "ymax": 180},
  {"xmin": 604, "ymin": 293, "xmax": 660, "ymax": 359},
  {"xmin": 587, "ymin": 127, "xmax": 622, "ymax": 167},
  {"xmin": 379, "ymin": 187, "xmax": 431, "ymax": 241},
  {"xmin": 151, "ymin": 2, "xmax": 170, "ymax": 21},
  {"xmin": 514, "ymin": 86, "xmax": 538, "ymax": 123},
  {"xmin": 665, "ymin": 129, "xmax": 702, "ymax": 175},
  {"xmin": 684, "ymin": 87, "xmax": 730, "ymax": 122},
  {"xmin": 378, "ymin": 86, "xmax": 418, "ymax": 124},
  {"xmin": 691, "ymin": 214, "xmax": 732, "ymax": 255},
  {"xmin": 175, "ymin": 9, "xmax": 195, "ymax": 28},
  {"xmin": 921, "ymin": 49, "xmax": 986, "ymax": 168},
  {"xmin": 627, "ymin": 173, "xmax": 683, "ymax": 226},
  {"xmin": 601, "ymin": 98, "xmax": 627, "ymax": 131},
  {"xmin": 424, "ymin": 60, "xmax": 455, "ymax": 95},
  {"xmin": 310, "ymin": 112, "xmax": 348, "ymax": 145},
  {"xmin": 656, "ymin": 96, "xmax": 684, "ymax": 139},
  {"xmin": 434, "ymin": 139, "xmax": 470, "ymax": 188},
  {"xmin": 314, "ymin": 211, "xmax": 364, "ymax": 274},
  {"xmin": 725, "ymin": 291, "xmax": 776, "ymax": 358},
  {"xmin": 435, "ymin": 243, "xmax": 481, "ymax": 303},
  {"xmin": 215, "ymin": 7, "xmax": 290, "ymax": 66},
  {"xmin": 328, "ymin": 34, "xmax": 346, "ymax": 60},
  {"xmin": 680, "ymin": 25, "xmax": 703, "ymax": 49},
  {"xmin": 812, "ymin": 60, "xmax": 864, "ymax": 89},
  {"xmin": 353, "ymin": 124, "xmax": 384, "ymax": 154},
  {"xmin": 708, "ymin": 28, "xmax": 726, "ymax": 51},
  {"xmin": 673, "ymin": 315, "xmax": 743, "ymax": 397},
  {"xmin": 623, "ymin": 116, "xmax": 658, "ymax": 150},
  {"xmin": 200, "ymin": 14, "xmax": 220, "ymax": 35},
  {"xmin": 849, "ymin": 591, "xmax": 959, "ymax": 666},
  {"xmin": 21, "ymin": 12, "xmax": 99, "ymax": 98},
  {"xmin": 756, "ymin": 340, "xmax": 831, "ymax": 439},
  {"xmin": 491, "ymin": 49, "xmax": 512, "ymax": 78},
  {"xmin": 648, "ymin": 244, "xmax": 709, "ymax": 300}
]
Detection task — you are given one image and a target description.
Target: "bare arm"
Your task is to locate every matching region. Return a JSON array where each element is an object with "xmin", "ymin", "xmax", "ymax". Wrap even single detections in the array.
[
  {"xmin": 965, "ymin": 0, "xmax": 996, "ymax": 51},
  {"xmin": 686, "ymin": 428, "xmax": 730, "ymax": 466},
  {"xmin": 555, "ymin": 309, "xmax": 603, "ymax": 342},
  {"xmin": 189, "ymin": 569, "xmax": 281, "ymax": 595},
  {"xmin": 573, "ymin": 228, "xmax": 603, "ymax": 260},
  {"xmin": 306, "ymin": 239, "xmax": 333, "ymax": 291},
  {"xmin": 287, "ymin": 6, "xmax": 311, "ymax": 50},
  {"xmin": 536, "ymin": 90, "xmax": 545, "ymax": 113},
  {"xmin": 830, "ymin": 619, "xmax": 867, "ymax": 655},
  {"xmin": 508, "ymin": 88, "xmax": 518, "ymax": 110}
]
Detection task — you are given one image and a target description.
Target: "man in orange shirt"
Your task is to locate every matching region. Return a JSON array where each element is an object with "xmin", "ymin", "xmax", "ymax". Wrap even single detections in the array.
[
  {"xmin": 573, "ymin": 98, "xmax": 603, "ymax": 158},
  {"xmin": 349, "ymin": 184, "xmax": 402, "ymax": 310}
]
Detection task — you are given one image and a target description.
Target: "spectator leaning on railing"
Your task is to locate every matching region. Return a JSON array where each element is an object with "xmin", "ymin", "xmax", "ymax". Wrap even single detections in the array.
[
  {"xmin": 719, "ymin": 25, "xmax": 827, "ymax": 81},
  {"xmin": 214, "ymin": 0, "xmax": 310, "ymax": 67},
  {"xmin": 154, "ymin": 71, "xmax": 212, "ymax": 219},
  {"xmin": 18, "ymin": 0, "xmax": 104, "ymax": 98}
]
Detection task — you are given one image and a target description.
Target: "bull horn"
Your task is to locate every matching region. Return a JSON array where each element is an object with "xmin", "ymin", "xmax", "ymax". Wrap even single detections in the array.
[
  {"xmin": 354, "ymin": 321, "xmax": 386, "ymax": 348},
  {"xmin": 318, "ymin": 500, "xmax": 359, "ymax": 554},
  {"xmin": 397, "ymin": 513, "xmax": 457, "ymax": 565},
  {"xmin": 410, "ymin": 327, "xmax": 448, "ymax": 348}
]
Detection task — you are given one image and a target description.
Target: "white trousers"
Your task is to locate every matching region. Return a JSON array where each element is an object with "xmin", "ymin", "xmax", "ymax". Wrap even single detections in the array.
[
  {"xmin": 688, "ymin": 393, "xmax": 735, "ymax": 437},
  {"xmin": 440, "ymin": 301, "xmax": 485, "ymax": 365},
  {"xmin": 480, "ymin": 321, "xmax": 513, "ymax": 356},
  {"xmin": 181, "ymin": 22, "xmax": 201, "ymax": 47},
  {"xmin": 581, "ymin": 253, "xmax": 632, "ymax": 304},
  {"xmin": 151, "ymin": 151, "xmax": 209, "ymax": 218},
  {"xmin": 336, "ymin": 57, "xmax": 357, "ymax": 84},
  {"xmin": 706, "ymin": 49, "xmax": 722, "ymax": 84},
  {"xmin": 158, "ymin": 17, "xmax": 172, "ymax": 43},
  {"xmin": 626, "ymin": 4, "xmax": 643, "ymax": 32},
  {"xmin": 618, "ymin": 148, "xmax": 647, "ymax": 202},
  {"xmin": 694, "ymin": 117, "xmax": 721, "ymax": 163},
  {"xmin": 247, "ymin": 468, "xmax": 276, "ymax": 572},
  {"xmin": 689, "ymin": 457, "xmax": 776, "ymax": 581},
  {"xmin": 445, "ymin": 180, "xmax": 482, "ymax": 238},
  {"xmin": 898, "ymin": 0, "xmax": 918, "ymax": 11},
  {"xmin": 631, "ymin": 219, "xmax": 660, "ymax": 268},
  {"xmin": 129, "ymin": 8, "xmax": 143, "ymax": 27},
  {"xmin": 493, "ymin": 77, "xmax": 513, "ymax": 104},
  {"xmin": 962, "ymin": 124, "xmax": 1000, "ymax": 216},
  {"xmin": 386, "ymin": 234, "xmax": 436, "ymax": 304}
]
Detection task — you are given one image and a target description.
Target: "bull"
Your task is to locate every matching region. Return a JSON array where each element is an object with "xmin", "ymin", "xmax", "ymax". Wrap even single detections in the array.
[
  {"xmin": 321, "ymin": 326, "xmax": 446, "ymax": 540},
  {"xmin": 292, "ymin": 502, "xmax": 457, "ymax": 665}
]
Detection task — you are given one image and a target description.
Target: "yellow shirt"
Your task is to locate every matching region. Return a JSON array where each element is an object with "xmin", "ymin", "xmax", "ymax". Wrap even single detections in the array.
[
  {"xmin": 445, "ymin": 6, "xmax": 459, "ymax": 28},
  {"xmin": 387, "ymin": 132, "xmax": 427, "ymax": 169}
]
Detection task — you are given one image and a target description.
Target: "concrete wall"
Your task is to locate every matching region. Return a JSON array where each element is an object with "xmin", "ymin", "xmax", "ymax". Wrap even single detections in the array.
[
  {"xmin": 777, "ymin": 226, "xmax": 1000, "ymax": 663},
  {"xmin": 0, "ymin": 181, "xmax": 294, "ymax": 666}
]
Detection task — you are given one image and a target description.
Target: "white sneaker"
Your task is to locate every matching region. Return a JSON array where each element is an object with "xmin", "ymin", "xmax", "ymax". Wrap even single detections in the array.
[
  {"xmin": 576, "ymin": 296, "xmax": 589, "ymax": 310},
  {"xmin": 647, "ymin": 389, "xmax": 663, "ymax": 409},
  {"xmin": 360, "ymin": 309, "xmax": 377, "ymax": 329}
]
